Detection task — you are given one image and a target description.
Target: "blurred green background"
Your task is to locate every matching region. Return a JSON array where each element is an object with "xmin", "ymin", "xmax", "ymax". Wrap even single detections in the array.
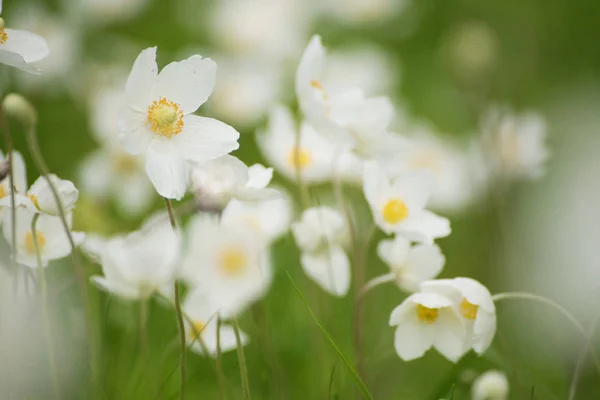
[{"xmin": 1, "ymin": 0, "xmax": 600, "ymax": 398}]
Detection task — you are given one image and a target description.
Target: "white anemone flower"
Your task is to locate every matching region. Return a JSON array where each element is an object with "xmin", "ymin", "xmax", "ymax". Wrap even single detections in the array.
[
  {"xmin": 181, "ymin": 215, "xmax": 271, "ymax": 317},
  {"xmin": 2, "ymin": 208, "xmax": 84, "ymax": 268},
  {"xmin": 222, "ymin": 193, "xmax": 292, "ymax": 244},
  {"xmin": 119, "ymin": 47, "xmax": 240, "ymax": 200},
  {"xmin": 295, "ymin": 35, "xmax": 406, "ymax": 158},
  {"xmin": 190, "ymin": 155, "xmax": 280, "ymax": 209},
  {"xmin": 483, "ymin": 109, "xmax": 549, "ymax": 180},
  {"xmin": 0, "ymin": 150, "xmax": 27, "ymax": 217},
  {"xmin": 258, "ymin": 105, "xmax": 360, "ymax": 184},
  {"xmin": 471, "ymin": 370, "xmax": 509, "ymax": 400},
  {"xmin": 90, "ymin": 220, "xmax": 181, "ymax": 300},
  {"xmin": 420, "ymin": 277, "xmax": 496, "ymax": 355},
  {"xmin": 363, "ymin": 161, "xmax": 450, "ymax": 243},
  {"xmin": 389, "ymin": 291, "xmax": 467, "ymax": 362},
  {"xmin": 377, "ymin": 236, "xmax": 445, "ymax": 293},
  {"xmin": 183, "ymin": 288, "xmax": 248, "ymax": 357},
  {"xmin": 0, "ymin": 1, "xmax": 49, "ymax": 75},
  {"xmin": 292, "ymin": 206, "xmax": 350, "ymax": 297}
]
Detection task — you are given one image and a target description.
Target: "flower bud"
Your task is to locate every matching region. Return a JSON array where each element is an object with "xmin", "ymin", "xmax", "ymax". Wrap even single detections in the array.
[
  {"xmin": 2, "ymin": 93, "xmax": 38, "ymax": 128},
  {"xmin": 471, "ymin": 370, "xmax": 509, "ymax": 400}
]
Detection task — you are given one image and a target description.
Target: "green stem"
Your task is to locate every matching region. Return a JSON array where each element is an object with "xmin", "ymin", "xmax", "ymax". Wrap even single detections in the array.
[
  {"xmin": 568, "ymin": 311, "xmax": 600, "ymax": 400},
  {"xmin": 31, "ymin": 213, "xmax": 62, "ymax": 400},
  {"xmin": 492, "ymin": 292, "xmax": 600, "ymax": 376},
  {"xmin": 233, "ymin": 318, "xmax": 251, "ymax": 400},
  {"xmin": 163, "ymin": 198, "xmax": 186, "ymax": 400},
  {"xmin": 139, "ymin": 299, "xmax": 149, "ymax": 357},
  {"xmin": 216, "ymin": 316, "xmax": 226, "ymax": 400}
]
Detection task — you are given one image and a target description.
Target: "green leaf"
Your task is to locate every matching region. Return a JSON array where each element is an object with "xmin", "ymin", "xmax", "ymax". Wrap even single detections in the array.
[{"xmin": 286, "ymin": 272, "xmax": 374, "ymax": 400}]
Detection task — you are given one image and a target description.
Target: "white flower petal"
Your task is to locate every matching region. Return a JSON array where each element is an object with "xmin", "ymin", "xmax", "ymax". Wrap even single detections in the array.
[
  {"xmin": 391, "ymin": 169, "xmax": 436, "ymax": 212},
  {"xmin": 398, "ymin": 210, "xmax": 451, "ymax": 244},
  {"xmin": 171, "ymin": 115, "xmax": 240, "ymax": 163},
  {"xmin": 1, "ymin": 28, "xmax": 49, "ymax": 63},
  {"xmin": 125, "ymin": 47, "xmax": 158, "ymax": 109},
  {"xmin": 144, "ymin": 139, "xmax": 189, "ymax": 200},
  {"xmin": 377, "ymin": 236, "xmax": 410, "ymax": 269},
  {"xmin": 0, "ymin": 49, "xmax": 41, "ymax": 74},
  {"xmin": 119, "ymin": 107, "xmax": 154, "ymax": 155},
  {"xmin": 404, "ymin": 243, "xmax": 445, "ymax": 282},
  {"xmin": 393, "ymin": 321, "xmax": 434, "ymax": 361},
  {"xmin": 246, "ymin": 164, "xmax": 273, "ymax": 189},
  {"xmin": 301, "ymin": 246, "xmax": 350, "ymax": 297},
  {"xmin": 153, "ymin": 55, "xmax": 217, "ymax": 114},
  {"xmin": 433, "ymin": 308, "xmax": 468, "ymax": 362}
]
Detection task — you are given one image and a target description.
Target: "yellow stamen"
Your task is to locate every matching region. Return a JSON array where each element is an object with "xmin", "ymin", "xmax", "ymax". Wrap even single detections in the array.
[
  {"xmin": 310, "ymin": 80, "xmax": 327, "ymax": 100},
  {"xmin": 146, "ymin": 97, "xmax": 184, "ymax": 138},
  {"xmin": 287, "ymin": 147, "xmax": 312, "ymax": 169},
  {"xmin": 0, "ymin": 18, "xmax": 8, "ymax": 45},
  {"xmin": 460, "ymin": 298, "xmax": 479, "ymax": 320},
  {"xmin": 416, "ymin": 304, "xmax": 439, "ymax": 324},
  {"xmin": 28, "ymin": 193, "xmax": 40, "ymax": 209},
  {"xmin": 188, "ymin": 321, "xmax": 206, "ymax": 341},
  {"xmin": 25, "ymin": 231, "xmax": 46, "ymax": 255},
  {"xmin": 382, "ymin": 198, "xmax": 409, "ymax": 224},
  {"xmin": 218, "ymin": 247, "xmax": 247, "ymax": 276}
]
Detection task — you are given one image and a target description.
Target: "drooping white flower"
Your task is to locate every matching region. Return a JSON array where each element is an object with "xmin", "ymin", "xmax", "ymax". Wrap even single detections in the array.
[
  {"xmin": 2, "ymin": 208, "xmax": 84, "ymax": 268},
  {"xmin": 295, "ymin": 35, "xmax": 406, "ymax": 159},
  {"xmin": 190, "ymin": 155, "xmax": 280, "ymax": 209},
  {"xmin": 421, "ymin": 277, "xmax": 496, "ymax": 355},
  {"xmin": 292, "ymin": 206, "xmax": 350, "ymax": 297},
  {"xmin": 0, "ymin": 1, "xmax": 49, "ymax": 75},
  {"xmin": 90, "ymin": 219, "xmax": 181, "ymax": 300},
  {"xmin": 363, "ymin": 161, "xmax": 450, "ymax": 243},
  {"xmin": 181, "ymin": 214, "xmax": 271, "ymax": 317},
  {"xmin": 119, "ymin": 47, "xmax": 240, "ymax": 200},
  {"xmin": 471, "ymin": 370, "xmax": 509, "ymax": 400},
  {"xmin": 183, "ymin": 288, "xmax": 248, "ymax": 357},
  {"xmin": 483, "ymin": 109, "xmax": 549, "ymax": 180},
  {"xmin": 222, "ymin": 192, "xmax": 292, "ymax": 244},
  {"xmin": 377, "ymin": 236, "xmax": 445, "ymax": 293},
  {"xmin": 389, "ymin": 291, "xmax": 467, "ymax": 362}
]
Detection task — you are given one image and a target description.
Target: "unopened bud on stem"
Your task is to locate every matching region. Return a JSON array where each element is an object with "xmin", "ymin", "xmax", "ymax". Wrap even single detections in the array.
[{"xmin": 2, "ymin": 93, "xmax": 38, "ymax": 128}]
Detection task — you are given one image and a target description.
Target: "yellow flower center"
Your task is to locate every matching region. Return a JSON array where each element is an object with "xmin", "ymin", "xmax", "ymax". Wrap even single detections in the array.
[
  {"xmin": 188, "ymin": 320, "xmax": 206, "ymax": 341},
  {"xmin": 287, "ymin": 147, "xmax": 313, "ymax": 169},
  {"xmin": 382, "ymin": 199, "xmax": 409, "ymax": 224},
  {"xmin": 28, "ymin": 193, "xmax": 40, "ymax": 209},
  {"xmin": 416, "ymin": 304, "xmax": 439, "ymax": 324},
  {"xmin": 460, "ymin": 298, "xmax": 479, "ymax": 320},
  {"xmin": 114, "ymin": 153, "xmax": 138, "ymax": 173},
  {"xmin": 146, "ymin": 97, "xmax": 184, "ymax": 138},
  {"xmin": 25, "ymin": 231, "xmax": 46, "ymax": 255},
  {"xmin": 0, "ymin": 184, "xmax": 6, "ymax": 199},
  {"xmin": 0, "ymin": 23, "xmax": 8, "ymax": 45},
  {"xmin": 218, "ymin": 247, "xmax": 247, "ymax": 276},
  {"xmin": 310, "ymin": 79, "xmax": 328, "ymax": 100}
]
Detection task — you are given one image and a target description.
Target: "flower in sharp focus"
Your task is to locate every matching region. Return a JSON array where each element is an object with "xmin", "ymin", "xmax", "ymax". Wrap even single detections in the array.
[
  {"xmin": 292, "ymin": 206, "xmax": 350, "ymax": 297},
  {"xmin": 190, "ymin": 155, "xmax": 281, "ymax": 209},
  {"xmin": 483, "ymin": 108, "xmax": 549, "ymax": 180},
  {"xmin": 119, "ymin": 47, "xmax": 240, "ymax": 200},
  {"xmin": 183, "ymin": 288, "xmax": 248, "ymax": 357},
  {"xmin": 181, "ymin": 214, "xmax": 271, "ymax": 317},
  {"xmin": 471, "ymin": 370, "xmax": 509, "ymax": 400},
  {"xmin": 377, "ymin": 236, "xmax": 445, "ymax": 293},
  {"xmin": 90, "ymin": 219, "xmax": 181, "ymax": 300},
  {"xmin": 389, "ymin": 291, "xmax": 467, "ymax": 362},
  {"xmin": 363, "ymin": 161, "xmax": 450, "ymax": 243},
  {"xmin": 2, "ymin": 208, "xmax": 84, "ymax": 268},
  {"xmin": 421, "ymin": 277, "xmax": 496, "ymax": 355},
  {"xmin": 0, "ymin": 1, "xmax": 49, "ymax": 75}
]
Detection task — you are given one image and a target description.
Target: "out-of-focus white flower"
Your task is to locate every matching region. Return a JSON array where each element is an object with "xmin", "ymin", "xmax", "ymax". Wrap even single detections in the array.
[
  {"xmin": 0, "ymin": 150, "xmax": 27, "ymax": 217},
  {"xmin": 90, "ymin": 220, "xmax": 181, "ymax": 300},
  {"xmin": 296, "ymin": 35, "xmax": 405, "ymax": 159},
  {"xmin": 119, "ymin": 47, "xmax": 240, "ymax": 200},
  {"xmin": 181, "ymin": 215, "xmax": 271, "ymax": 317},
  {"xmin": 2, "ymin": 208, "xmax": 84, "ymax": 268},
  {"xmin": 471, "ymin": 370, "xmax": 509, "ymax": 400},
  {"xmin": 388, "ymin": 127, "xmax": 484, "ymax": 213},
  {"xmin": 324, "ymin": 0, "xmax": 410, "ymax": 24},
  {"xmin": 421, "ymin": 277, "xmax": 496, "ymax": 354},
  {"xmin": 10, "ymin": 3, "xmax": 79, "ymax": 92},
  {"xmin": 363, "ymin": 161, "xmax": 450, "ymax": 243},
  {"xmin": 292, "ymin": 206, "xmax": 350, "ymax": 297},
  {"xmin": 483, "ymin": 109, "xmax": 549, "ymax": 180},
  {"xmin": 389, "ymin": 291, "xmax": 467, "ymax": 362},
  {"xmin": 377, "ymin": 236, "xmax": 445, "ymax": 293},
  {"xmin": 207, "ymin": 0, "xmax": 310, "ymax": 61},
  {"xmin": 183, "ymin": 288, "xmax": 247, "ymax": 357},
  {"xmin": 89, "ymin": 85, "xmax": 126, "ymax": 144},
  {"xmin": 222, "ymin": 193, "xmax": 292, "ymax": 244},
  {"xmin": 207, "ymin": 56, "xmax": 285, "ymax": 127},
  {"xmin": 190, "ymin": 155, "xmax": 280, "ymax": 209},
  {"xmin": 0, "ymin": 1, "xmax": 49, "ymax": 75}
]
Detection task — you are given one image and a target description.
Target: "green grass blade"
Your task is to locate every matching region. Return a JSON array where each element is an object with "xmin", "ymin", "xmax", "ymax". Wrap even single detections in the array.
[{"xmin": 286, "ymin": 272, "xmax": 374, "ymax": 400}]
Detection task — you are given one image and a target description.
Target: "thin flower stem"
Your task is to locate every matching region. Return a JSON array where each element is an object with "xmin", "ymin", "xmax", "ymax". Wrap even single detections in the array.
[
  {"xmin": 492, "ymin": 292, "xmax": 600, "ymax": 376},
  {"xmin": 216, "ymin": 316, "xmax": 226, "ymax": 400},
  {"xmin": 139, "ymin": 299, "xmax": 149, "ymax": 357},
  {"xmin": 0, "ymin": 108, "xmax": 17, "ymax": 272},
  {"xmin": 568, "ymin": 310, "xmax": 600, "ymax": 400},
  {"xmin": 163, "ymin": 198, "xmax": 186, "ymax": 400},
  {"xmin": 31, "ymin": 214, "xmax": 62, "ymax": 400},
  {"xmin": 358, "ymin": 273, "xmax": 396, "ymax": 300},
  {"xmin": 233, "ymin": 318, "xmax": 251, "ymax": 400}
]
